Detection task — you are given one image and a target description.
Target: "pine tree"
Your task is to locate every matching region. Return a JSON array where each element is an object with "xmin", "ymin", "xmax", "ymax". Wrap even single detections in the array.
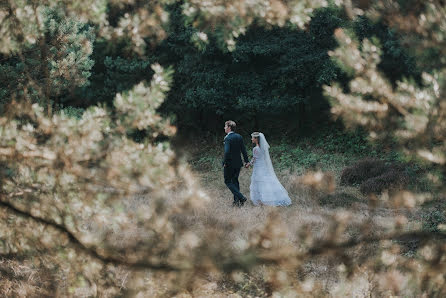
[
  {"xmin": 0, "ymin": 6, "xmax": 95, "ymax": 114},
  {"xmin": 1, "ymin": 0, "xmax": 446, "ymax": 296},
  {"xmin": 325, "ymin": 1, "xmax": 446, "ymax": 183}
]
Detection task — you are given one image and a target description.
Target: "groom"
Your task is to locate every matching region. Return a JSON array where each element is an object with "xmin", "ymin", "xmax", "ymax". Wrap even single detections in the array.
[{"xmin": 222, "ymin": 120, "xmax": 249, "ymax": 207}]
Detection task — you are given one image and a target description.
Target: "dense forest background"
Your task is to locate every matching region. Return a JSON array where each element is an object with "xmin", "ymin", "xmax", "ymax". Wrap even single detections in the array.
[
  {"xmin": 0, "ymin": 0, "xmax": 445, "ymax": 296},
  {"xmin": 0, "ymin": 3, "xmax": 419, "ymax": 134}
]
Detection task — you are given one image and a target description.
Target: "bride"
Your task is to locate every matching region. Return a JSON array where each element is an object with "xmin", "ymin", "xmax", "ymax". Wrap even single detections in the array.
[{"xmin": 246, "ymin": 132, "xmax": 291, "ymax": 206}]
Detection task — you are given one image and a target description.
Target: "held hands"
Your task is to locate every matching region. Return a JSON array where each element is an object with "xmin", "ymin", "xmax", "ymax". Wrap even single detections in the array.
[{"xmin": 223, "ymin": 163, "xmax": 250, "ymax": 168}]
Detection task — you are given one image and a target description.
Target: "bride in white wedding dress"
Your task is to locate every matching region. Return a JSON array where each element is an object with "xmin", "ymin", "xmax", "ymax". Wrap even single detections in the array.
[{"xmin": 247, "ymin": 132, "xmax": 291, "ymax": 206}]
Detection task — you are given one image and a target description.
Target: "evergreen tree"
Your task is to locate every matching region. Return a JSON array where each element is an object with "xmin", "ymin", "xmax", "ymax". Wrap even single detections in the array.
[
  {"xmin": 154, "ymin": 5, "xmax": 344, "ymax": 132},
  {"xmin": 0, "ymin": 7, "xmax": 95, "ymax": 114},
  {"xmin": 1, "ymin": 0, "xmax": 446, "ymax": 296},
  {"xmin": 325, "ymin": 1, "xmax": 446, "ymax": 176}
]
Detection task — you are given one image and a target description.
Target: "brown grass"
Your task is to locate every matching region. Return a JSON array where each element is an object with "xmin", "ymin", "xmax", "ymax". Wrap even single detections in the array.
[
  {"xmin": 177, "ymin": 154, "xmax": 417, "ymax": 297},
  {"xmin": 0, "ymin": 150, "xmax": 421, "ymax": 297},
  {"xmin": 0, "ymin": 258, "xmax": 54, "ymax": 297}
]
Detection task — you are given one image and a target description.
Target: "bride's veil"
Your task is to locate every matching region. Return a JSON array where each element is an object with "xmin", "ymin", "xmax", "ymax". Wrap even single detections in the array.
[
  {"xmin": 253, "ymin": 132, "xmax": 291, "ymax": 204},
  {"xmin": 259, "ymin": 133, "xmax": 278, "ymax": 179}
]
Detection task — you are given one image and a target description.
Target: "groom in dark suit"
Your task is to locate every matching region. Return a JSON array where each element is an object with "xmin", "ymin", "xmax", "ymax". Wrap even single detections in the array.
[{"xmin": 222, "ymin": 120, "xmax": 250, "ymax": 207}]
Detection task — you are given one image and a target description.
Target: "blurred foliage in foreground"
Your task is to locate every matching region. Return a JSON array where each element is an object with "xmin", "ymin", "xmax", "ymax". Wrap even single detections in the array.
[{"xmin": 0, "ymin": 0, "xmax": 445, "ymax": 296}]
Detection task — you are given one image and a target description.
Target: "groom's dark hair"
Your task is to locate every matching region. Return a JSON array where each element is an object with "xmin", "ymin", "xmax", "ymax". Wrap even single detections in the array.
[{"xmin": 225, "ymin": 120, "xmax": 236, "ymax": 131}]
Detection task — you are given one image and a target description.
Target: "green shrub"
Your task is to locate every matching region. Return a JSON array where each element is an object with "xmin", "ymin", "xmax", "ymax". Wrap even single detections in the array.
[
  {"xmin": 341, "ymin": 159, "xmax": 410, "ymax": 194},
  {"xmin": 60, "ymin": 106, "xmax": 85, "ymax": 119},
  {"xmin": 340, "ymin": 158, "xmax": 388, "ymax": 185},
  {"xmin": 422, "ymin": 210, "xmax": 446, "ymax": 233},
  {"xmin": 359, "ymin": 168, "xmax": 409, "ymax": 194}
]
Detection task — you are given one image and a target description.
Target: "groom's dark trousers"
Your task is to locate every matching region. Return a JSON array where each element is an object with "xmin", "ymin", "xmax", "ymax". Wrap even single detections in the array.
[
  {"xmin": 224, "ymin": 166, "xmax": 244, "ymax": 203},
  {"xmin": 222, "ymin": 132, "xmax": 249, "ymax": 205}
]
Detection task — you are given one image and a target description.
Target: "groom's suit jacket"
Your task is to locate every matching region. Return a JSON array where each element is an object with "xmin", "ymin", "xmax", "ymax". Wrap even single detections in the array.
[{"xmin": 223, "ymin": 132, "xmax": 249, "ymax": 168}]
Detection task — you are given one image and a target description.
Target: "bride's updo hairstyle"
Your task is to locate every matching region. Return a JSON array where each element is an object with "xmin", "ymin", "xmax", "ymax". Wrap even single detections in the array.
[{"xmin": 251, "ymin": 132, "xmax": 260, "ymax": 146}]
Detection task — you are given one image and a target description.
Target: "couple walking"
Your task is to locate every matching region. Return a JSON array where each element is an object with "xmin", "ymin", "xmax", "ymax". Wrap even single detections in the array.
[{"xmin": 223, "ymin": 120, "xmax": 291, "ymax": 207}]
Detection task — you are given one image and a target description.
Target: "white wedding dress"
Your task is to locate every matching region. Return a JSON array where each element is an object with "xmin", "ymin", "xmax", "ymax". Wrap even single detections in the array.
[{"xmin": 249, "ymin": 133, "xmax": 291, "ymax": 206}]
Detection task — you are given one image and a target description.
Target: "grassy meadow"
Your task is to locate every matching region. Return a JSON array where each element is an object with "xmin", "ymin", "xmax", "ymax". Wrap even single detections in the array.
[
  {"xmin": 166, "ymin": 128, "xmax": 430, "ymax": 297},
  {"xmin": 0, "ymin": 126, "xmax": 441, "ymax": 297}
]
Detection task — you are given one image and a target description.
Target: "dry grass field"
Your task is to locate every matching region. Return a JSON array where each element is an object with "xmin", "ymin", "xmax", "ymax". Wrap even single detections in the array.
[
  {"xmin": 169, "ymin": 140, "xmax": 423, "ymax": 297},
  {"xmin": 0, "ymin": 137, "xmax": 429, "ymax": 297}
]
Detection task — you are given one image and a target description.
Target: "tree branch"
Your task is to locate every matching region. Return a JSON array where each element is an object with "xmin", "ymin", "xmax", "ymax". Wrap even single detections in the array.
[
  {"xmin": 0, "ymin": 198, "xmax": 185, "ymax": 272},
  {"xmin": 308, "ymin": 230, "xmax": 446, "ymax": 256},
  {"xmin": 2, "ymin": 195, "xmax": 446, "ymax": 275}
]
